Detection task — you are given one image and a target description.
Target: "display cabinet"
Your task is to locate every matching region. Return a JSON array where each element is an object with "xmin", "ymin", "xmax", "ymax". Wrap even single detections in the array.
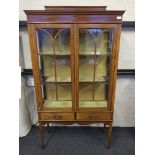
[{"xmin": 24, "ymin": 6, "xmax": 124, "ymax": 148}]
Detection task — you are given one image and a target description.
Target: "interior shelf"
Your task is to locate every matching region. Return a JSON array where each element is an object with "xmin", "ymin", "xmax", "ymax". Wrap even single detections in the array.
[
  {"xmin": 79, "ymin": 100, "xmax": 107, "ymax": 108},
  {"xmin": 43, "ymin": 76, "xmax": 108, "ymax": 83},
  {"xmin": 44, "ymin": 76, "xmax": 71, "ymax": 83},
  {"xmin": 39, "ymin": 52, "xmax": 110, "ymax": 56},
  {"xmin": 79, "ymin": 76, "xmax": 108, "ymax": 82},
  {"xmin": 79, "ymin": 52, "xmax": 111, "ymax": 56},
  {"xmin": 43, "ymin": 100, "xmax": 107, "ymax": 108},
  {"xmin": 39, "ymin": 52, "xmax": 70, "ymax": 56},
  {"xmin": 43, "ymin": 100, "xmax": 72, "ymax": 108}
]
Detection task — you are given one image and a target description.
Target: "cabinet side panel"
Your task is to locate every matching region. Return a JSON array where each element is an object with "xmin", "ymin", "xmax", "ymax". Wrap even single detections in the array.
[
  {"xmin": 107, "ymin": 26, "xmax": 117, "ymax": 111},
  {"xmin": 110, "ymin": 24, "xmax": 122, "ymax": 112},
  {"xmin": 27, "ymin": 24, "xmax": 43, "ymax": 111}
]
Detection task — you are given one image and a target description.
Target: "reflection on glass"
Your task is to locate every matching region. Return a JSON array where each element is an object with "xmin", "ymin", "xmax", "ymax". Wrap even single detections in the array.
[
  {"xmin": 36, "ymin": 28, "xmax": 72, "ymax": 108},
  {"xmin": 79, "ymin": 28, "xmax": 113, "ymax": 108}
]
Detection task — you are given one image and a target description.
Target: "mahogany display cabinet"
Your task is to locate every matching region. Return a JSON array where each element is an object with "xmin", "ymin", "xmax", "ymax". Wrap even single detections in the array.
[{"xmin": 24, "ymin": 6, "xmax": 125, "ymax": 148}]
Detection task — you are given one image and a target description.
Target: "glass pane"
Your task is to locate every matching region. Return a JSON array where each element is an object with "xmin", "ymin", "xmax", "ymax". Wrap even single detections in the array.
[
  {"xmin": 55, "ymin": 30, "xmax": 70, "ymax": 54},
  {"xmin": 45, "ymin": 83, "xmax": 56, "ymax": 100},
  {"xmin": 96, "ymin": 30, "xmax": 112, "ymax": 54},
  {"xmin": 79, "ymin": 55, "xmax": 94, "ymax": 81},
  {"xmin": 94, "ymin": 83, "xmax": 107, "ymax": 100},
  {"xmin": 36, "ymin": 28, "xmax": 72, "ymax": 108},
  {"xmin": 41, "ymin": 56, "xmax": 55, "ymax": 77},
  {"xmin": 79, "ymin": 29, "xmax": 94, "ymax": 55},
  {"xmin": 96, "ymin": 55, "xmax": 107, "ymax": 78},
  {"xmin": 57, "ymin": 83, "xmax": 72, "ymax": 100},
  {"xmin": 78, "ymin": 28, "xmax": 114, "ymax": 108},
  {"xmin": 56, "ymin": 56, "xmax": 71, "ymax": 82},
  {"xmin": 79, "ymin": 83, "xmax": 93, "ymax": 100}
]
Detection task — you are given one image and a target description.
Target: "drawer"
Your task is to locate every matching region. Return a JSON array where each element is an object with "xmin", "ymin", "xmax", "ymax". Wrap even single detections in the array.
[
  {"xmin": 76, "ymin": 112, "xmax": 111, "ymax": 121},
  {"xmin": 40, "ymin": 112, "xmax": 74, "ymax": 121}
]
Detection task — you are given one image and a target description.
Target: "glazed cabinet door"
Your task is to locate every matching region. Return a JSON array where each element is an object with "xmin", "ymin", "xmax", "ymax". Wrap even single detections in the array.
[
  {"xmin": 75, "ymin": 24, "xmax": 117, "ymax": 111},
  {"xmin": 29, "ymin": 24, "xmax": 75, "ymax": 112}
]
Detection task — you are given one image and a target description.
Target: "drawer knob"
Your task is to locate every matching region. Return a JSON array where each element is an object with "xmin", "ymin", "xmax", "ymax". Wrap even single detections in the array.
[
  {"xmin": 89, "ymin": 115, "xmax": 97, "ymax": 120},
  {"xmin": 53, "ymin": 115, "xmax": 62, "ymax": 120}
]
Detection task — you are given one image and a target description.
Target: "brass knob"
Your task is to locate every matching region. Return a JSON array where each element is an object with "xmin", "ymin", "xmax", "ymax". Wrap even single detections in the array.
[
  {"xmin": 89, "ymin": 115, "xmax": 97, "ymax": 120},
  {"xmin": 53, "ymin": 115, "xmax": 62, "ymax": 120}
]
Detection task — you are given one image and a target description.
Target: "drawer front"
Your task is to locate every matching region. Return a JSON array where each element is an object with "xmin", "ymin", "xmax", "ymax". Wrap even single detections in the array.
[
  {"xmin": 40, "ymin": 112, "xmax": 74, "ymax": 121},
  {"xmin": 76, "ymin": 112, "xmax": 111, "ymax": 121}
]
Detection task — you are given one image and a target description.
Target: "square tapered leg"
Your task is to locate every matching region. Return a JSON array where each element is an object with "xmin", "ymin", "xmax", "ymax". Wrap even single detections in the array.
[
  {"xmin": 39, "ymin": 122, "xmax": 45, "ymax": 149},
  {"xmin": 107, "ymin": 122, "xmax": 112, "ymax": 148}
]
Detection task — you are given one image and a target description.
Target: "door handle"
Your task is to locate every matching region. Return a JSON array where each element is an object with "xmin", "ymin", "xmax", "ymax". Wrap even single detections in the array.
[
  {"xmin": 89, "ymin": 115, "xmax": 97, "ymax": 120},
  {"xmin": 53, "ymin": 115, "xmax": 62, "ymax": 120}
]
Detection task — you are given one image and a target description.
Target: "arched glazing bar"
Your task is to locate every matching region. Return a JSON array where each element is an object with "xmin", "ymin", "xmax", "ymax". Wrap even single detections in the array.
[
  {"xmin": 36, "ymin": 28, "xmax": 69, "ymax": 101},
  {"xmin": 85, "ymin": 29, "xmax": 97, "ymax": 100},
  {"xmin": 82, "ymin": 28, "xmax": 112, "ymax": 101}
]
